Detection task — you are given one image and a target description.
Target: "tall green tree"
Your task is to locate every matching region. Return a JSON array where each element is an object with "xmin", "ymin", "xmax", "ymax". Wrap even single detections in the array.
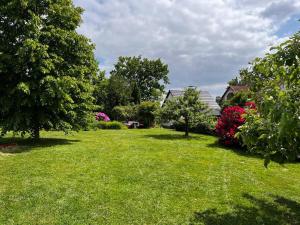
[
  {"xmin": 0, "ymin": 0, "xmax": 99, "ymax": 139},
  {"xmin": 159, "ymin": 88, "xmax": 209, "ymax": 137},
  {"xmin": 110, "ymin": 56, "xmax": 169, "ymax": 101},
  {"xmin": 105, "ymin": 74, "xmax": 132, "ymax": 114}
]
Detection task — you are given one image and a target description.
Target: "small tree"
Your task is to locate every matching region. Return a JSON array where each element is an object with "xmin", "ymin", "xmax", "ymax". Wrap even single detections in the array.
[
  {"xmin": 138, "ymin": 102, "xmax": 159, "ymax": 128},
  {"xmin": 160, "ymin": 88, "xmax": 209, "ymax": 137}
]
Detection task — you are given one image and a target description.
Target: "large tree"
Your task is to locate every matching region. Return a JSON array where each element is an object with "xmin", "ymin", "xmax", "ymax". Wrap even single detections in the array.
[
  {"xmin": 238, "ymin": 31, "xmax": 300, "ymax": 165},
  {"xmin": 159, "ymin": 88, "xmax": 209, "ymax": 137},
  {"xmin": 0, "ymin": 0, "xmax": 99, "ymax": 139},
  {"xmin": 110, "ymin": 56, "xmax": 169, "ymax": 101}
]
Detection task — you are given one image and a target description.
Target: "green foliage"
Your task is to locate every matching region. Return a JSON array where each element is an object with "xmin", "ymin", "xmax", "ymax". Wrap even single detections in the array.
[
  {"xmin": 110, "ymin": 55, "xmax": 169, "ymax": 101},
  {"xmin": 112, "ymin": 105, "xmax": 138, "ymax": 122},
  {"xmin": 228, "ymin": 76, "xmax": 248, "ymax": 86},
  {"xmin": 238, "ymin": 32, "xmax": 300, "ymax": 165},
  {"xmin": 97, "ymin": 121, "xmax": 127, "ymax": 130},
  {"xmin": 105, "ymin": 75, "xmax": 132, "ymax": 114},
  {"xmin": 0, "ymin": 0, "xmax": 99, "ymax": 138},
  {"xmin": 174, "ymin": 115, "xmax": 217, "ymax": 135},
  {"xmin": 137, "ymin": 101, "xmax": 159, "ymax": 128},
  {"xmin": 92, "ymin": 71, "xmax": 107, "ymax": 110},
  {"xmin": 159, "ymin": 88, "xmax": 210, "ymax": 136},
  {"xmin": 222, "ymin": 91, "xmax": 252, "ymax": 108}
]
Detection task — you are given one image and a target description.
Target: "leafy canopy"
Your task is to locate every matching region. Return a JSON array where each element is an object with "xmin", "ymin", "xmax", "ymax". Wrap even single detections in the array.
[
  {"xmin": 238, "ymin": 31, "xmax": 300, "ymax": 165},
  {"xmin": 110, "ymin": 56, "xmax": 169, "ymax": 102},
  {"xmin": 160, "ymin": 88, "xmax": 210, "ymax": 136},
  {"xmin": 0, "ymin": 0, "xmax": 99, "ymax": 138}
]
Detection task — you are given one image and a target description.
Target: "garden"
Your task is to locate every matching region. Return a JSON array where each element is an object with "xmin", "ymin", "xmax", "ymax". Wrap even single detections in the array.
[
  {"xmin": 1, "ymin": 129, "xmax": 300, "ymax": 224},
  {"xmin": 0, "ymin": 0, "xmax": 299, "ymax": 224}
]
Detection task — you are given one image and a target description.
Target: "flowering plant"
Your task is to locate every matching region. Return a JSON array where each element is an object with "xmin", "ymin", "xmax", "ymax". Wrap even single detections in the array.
[
  {"xmin": 244, "ymin": 101, "xmax": 256, "ymax": 110},
  {"xmin": 215, "ymin": 106, "xmax": 246, "ymax": 146},
  {"xmin": 95, "ymin": 112, "xmax": 110, "ymax": 122}
]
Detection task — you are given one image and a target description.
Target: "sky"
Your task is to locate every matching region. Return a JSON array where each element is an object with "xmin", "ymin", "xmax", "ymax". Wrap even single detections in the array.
[{"xmin": 73, "ymin": 0, "xmax": 300, "ymax": 97}]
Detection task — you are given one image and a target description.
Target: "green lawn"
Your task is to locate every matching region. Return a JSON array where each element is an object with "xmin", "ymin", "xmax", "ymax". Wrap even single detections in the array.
[{"xmin": 0, "ymin": 129, "xmax": 299, "ymax": 225}]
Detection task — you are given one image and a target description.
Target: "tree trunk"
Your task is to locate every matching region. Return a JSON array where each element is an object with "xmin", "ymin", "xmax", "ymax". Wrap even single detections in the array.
[
  {"xmin": 184, "ymin": 118, "xmax": 189, "ymax": 137},
  {"xmin": 33, "ymin": 127, "xmax": 40, "ymax": 140}
]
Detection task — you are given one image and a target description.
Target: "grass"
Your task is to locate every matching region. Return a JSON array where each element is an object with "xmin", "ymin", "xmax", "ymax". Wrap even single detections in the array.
[{"xmin": 0, "ymin": 128, "xmax": 299, "ymax": 225}]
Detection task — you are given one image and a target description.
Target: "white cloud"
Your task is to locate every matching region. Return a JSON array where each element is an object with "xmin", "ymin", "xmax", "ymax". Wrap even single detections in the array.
[{"xmin": 73, "ymin": 0, "xmax": 300, "ymax": 96}]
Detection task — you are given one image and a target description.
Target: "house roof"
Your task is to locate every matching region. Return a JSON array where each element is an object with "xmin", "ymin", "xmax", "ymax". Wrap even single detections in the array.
[
  {"xmin": 229, "ymin": 85, "xmax": 249, "ymax": 93},
  {"xmin": 220, "ymin": 85, "xmax": 249, "ymax": 102},
  {"xmin": 164, "ymin": 89, "xmax": 221, "ymax": 116}
]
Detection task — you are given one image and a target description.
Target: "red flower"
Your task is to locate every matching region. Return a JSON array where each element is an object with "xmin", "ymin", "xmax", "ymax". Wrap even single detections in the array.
[
  {"xmin": 245, "ymin": 101, "xmax": 256, "ymax": 110},
  {"xmin": 216, "ymin": 106, "xmax": 246, "ymax": 146}
]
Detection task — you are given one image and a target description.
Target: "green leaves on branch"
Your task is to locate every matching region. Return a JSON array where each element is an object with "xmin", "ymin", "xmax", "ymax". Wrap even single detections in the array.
[
  {"xmin": 159, "ymin": 88, "xmax": 211, "ymax": 137},
  {"xmin": 238, "ymin": 31, "xmax": 300, "ymax": 165},
  {"xmin": 0, "ymin": 0, "xmax": 99, "ymax": 138}
]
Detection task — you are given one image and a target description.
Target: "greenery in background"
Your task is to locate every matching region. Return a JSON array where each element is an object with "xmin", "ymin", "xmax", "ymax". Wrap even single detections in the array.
[
  {"xmin": 104, "ymin": 75, "xmax": 133, "ymax": 114},
  {"xmin": 112, "ymin": 105, "xmax": 138, "ymax": 122},
  {"xmin": 228, "ymin": 76, "xmax": 248, "ymax": 86},
  {"xmin": 97, "ymin": 121, "xmax": 127, "ymax": 130},
  {"xmin": 92, "ymin": 71, "xmax": 107, "ymax": 111},
  {"xmin": 221, "ymin": 91, "xmax": 252, "ymax": 109},
  {"xmin": 173, "ymin": 114, "xmax": 217, "ymax": 135},
  {"xmin": 1, "ymin": 129, "xmax": 299, "ymax": 224},
  {"xmin": 0, "ymin": 0, "xmax": 98, "ymax": 139},
  {"xmin": 110, "ymin": 55, "xmax": 169, "ymax": 101},
  {"xmin": 159, "ymin": 88, "xmax": 210, "ymax": 137},
  {"xmin": 238, "ymin": 31, "xmax": 300, "ymax": 165},
  {"xmin": 137, "ymin": 101, "xmax": 159, "ymax": 128},
  {"xmin": 92, "ymin": 56, "xmax": 169, "ymax": 115}
]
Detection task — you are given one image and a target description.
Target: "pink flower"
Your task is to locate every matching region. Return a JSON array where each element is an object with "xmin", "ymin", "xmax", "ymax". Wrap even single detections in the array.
[{"xmin": 95, "ymin": 112, "xmax": 110, "ymax": 122}]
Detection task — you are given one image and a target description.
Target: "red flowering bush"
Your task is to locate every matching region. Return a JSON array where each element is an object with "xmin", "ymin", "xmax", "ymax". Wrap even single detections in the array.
[
  {"xmin": 215, "ymin": 106, "xmax": 246, "ymax": 146},
  {"xmin": 244, "ymin": 101, "xmax": 256, "ymax": 110}
]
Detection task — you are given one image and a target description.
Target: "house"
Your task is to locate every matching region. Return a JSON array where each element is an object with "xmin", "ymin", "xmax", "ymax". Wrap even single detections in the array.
[
  {"xmin": 163, "ymin": 88, "xmax": 221, "ymax": 116},
  {"xmin": 220, "ymin": 85, "xmax": 249, "ymax": 103}
]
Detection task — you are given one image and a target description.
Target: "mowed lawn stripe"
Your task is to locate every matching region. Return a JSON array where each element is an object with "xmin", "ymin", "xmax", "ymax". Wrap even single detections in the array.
[{"xmin": 0, "ymin": 129, "xmax": 299, "ymax": 224}]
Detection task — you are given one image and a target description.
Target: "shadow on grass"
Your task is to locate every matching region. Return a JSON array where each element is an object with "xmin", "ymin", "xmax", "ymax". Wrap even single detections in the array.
[
  {"xmin": 144, "ymin": 134, "xmax": 202, "ymax": 140},
  {"xmin": 189, "ymin": 194, "xmax": 300, "ymax": 225},
  {"xmin": 206, "ymin": 141, "xmax": 262, "ymax": 160},
  {"xmin": 0, "ymin": 137, "xmax": 80, "ymax": 154}
]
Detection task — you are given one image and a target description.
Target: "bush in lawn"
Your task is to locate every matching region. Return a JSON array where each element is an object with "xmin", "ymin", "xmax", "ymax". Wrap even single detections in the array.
[
  {"xmin": 174, "ymin": 115, "xmax": 217, "ymax": 135},
  {"xmin": 97, "ymin": 121, "xmax": 127, "ymax": 130},
  {"xmin": 112, "ymin": 105, "xmax": 138, "ymax": 121},
  {"xmin": 215, "ymin": 106, "xmax": 246, "ymax": 146},
  {"xmin": 137, "ymin": 101, "xmax": 159, "ymax": 128}
]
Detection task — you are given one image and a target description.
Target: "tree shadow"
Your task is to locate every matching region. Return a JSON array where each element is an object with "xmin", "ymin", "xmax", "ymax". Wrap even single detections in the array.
[
  {"xmin": 143, "ymin": 134, "xmax": 202, "ymax": 140},
  {"xmin": 0, "ymin": 137, "xmax": 80, "ymax": 154},
  {"xmin": 189, "ymin": 194, "xmax": 300, "ymax": 225},
  {"xmin": 206, "ymin": 141, "xmax": 262, "ymax": 160}
]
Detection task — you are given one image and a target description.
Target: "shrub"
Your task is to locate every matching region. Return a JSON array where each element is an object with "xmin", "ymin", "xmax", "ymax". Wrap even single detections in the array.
[
  {"xmin": 112, "ymin": 105, "xmax": 138, "ymax": 121},
  {"xmin": 174, "ymin": 115, "xmax": 217, "ymax": 135},
  {"xmin": 138, "ymin": 101, "xmax": 159, "ymax": 128},
  {"xmin": 97, "ymin": 121, "xmax": 127, "ymax": 130},
  {"xmin": 238, "ymin": 32, "xmax": 300, "ymax": 165},
  {"xmin": 95, "ymin": 112, "xmax": 110, "ymax": 122},
  {"xmin": 215, "ymin": 106, "xmax": 245, "ymax": 146}
]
